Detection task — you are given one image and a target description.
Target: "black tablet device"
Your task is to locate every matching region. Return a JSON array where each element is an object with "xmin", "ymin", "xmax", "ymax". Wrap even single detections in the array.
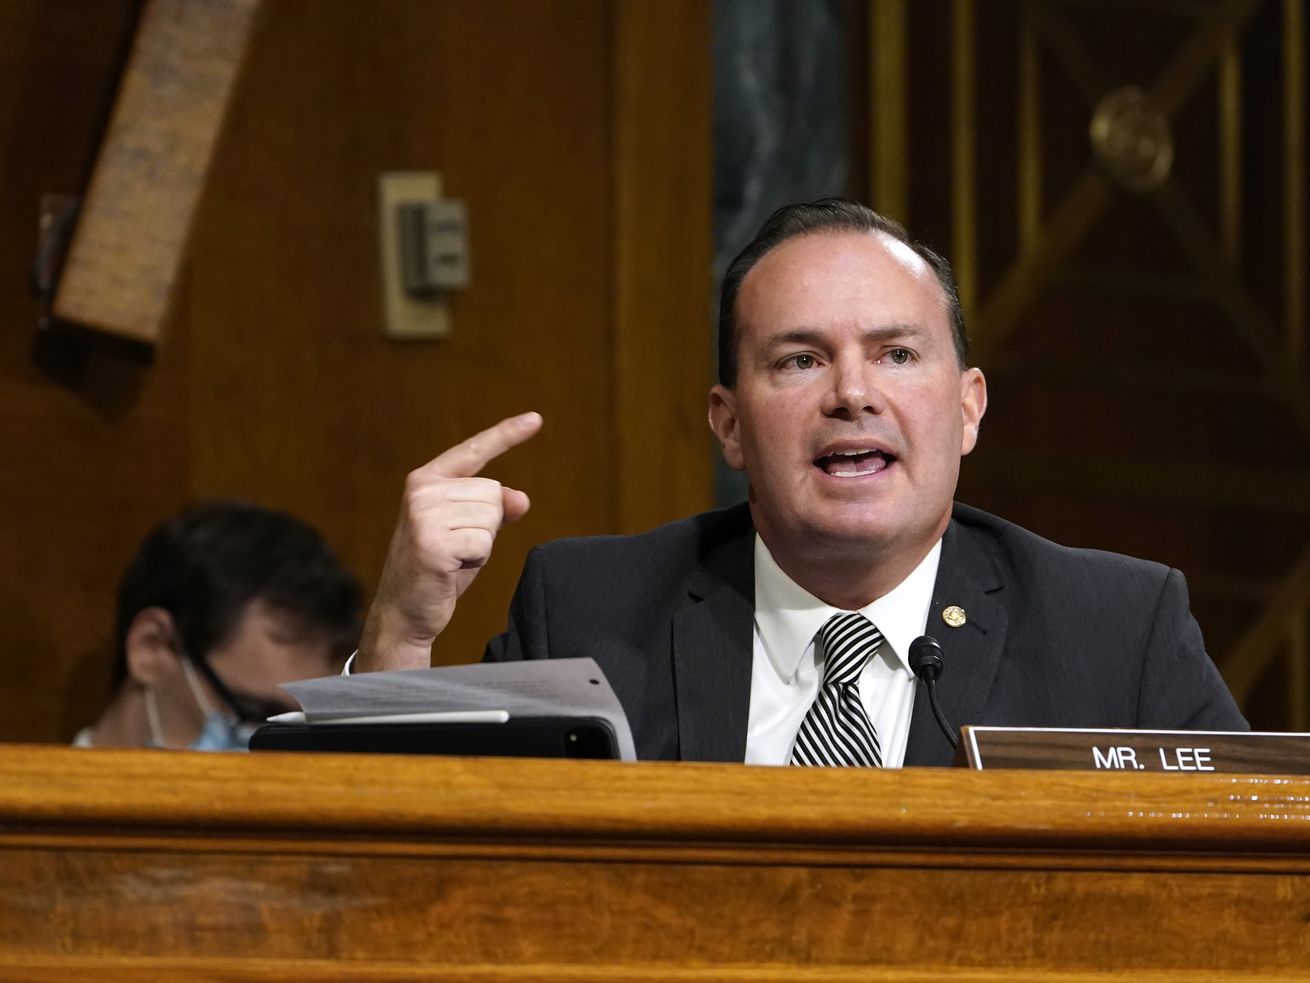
[{"xmin": 249, "ymin": 715, "xmax": 620, "ymax": 759}]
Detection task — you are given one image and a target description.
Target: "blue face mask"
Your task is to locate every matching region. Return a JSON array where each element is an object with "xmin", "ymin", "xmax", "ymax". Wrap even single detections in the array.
[
  {"xmin": 188, "ymin": 711, "xmax": 259, "ymax": 752},
  {"xmin": 146, "ymin": 658, "xmax": 256, "ymax": 752}
]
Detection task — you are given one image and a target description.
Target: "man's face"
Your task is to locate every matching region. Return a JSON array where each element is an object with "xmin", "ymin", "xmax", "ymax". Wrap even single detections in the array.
[
  {"xmin": 709, "ymin": 230, "xmax": 986, "ymax": 577},
  {"xmin": 202, "ymin": 600, "xmax": 342, "ymax": 720}
]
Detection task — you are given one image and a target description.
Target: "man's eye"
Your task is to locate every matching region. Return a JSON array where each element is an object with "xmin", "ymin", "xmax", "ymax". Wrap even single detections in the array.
[
  {"xmin": 883, "ymin": 348, "xmax": 912, "ymax": 365},
  {"xmin": 780, "ymin": 353, "xmax": 818, "ymax": 371}
]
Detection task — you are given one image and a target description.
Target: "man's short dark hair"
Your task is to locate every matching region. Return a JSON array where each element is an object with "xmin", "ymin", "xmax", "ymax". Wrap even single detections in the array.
[
  {"xmin": 716, "ymin": 198, "xmax": 969, "ymax": 387},
  {"xmin": 112, "ymin": 501, "xmax": 362, "ymax": 682}
]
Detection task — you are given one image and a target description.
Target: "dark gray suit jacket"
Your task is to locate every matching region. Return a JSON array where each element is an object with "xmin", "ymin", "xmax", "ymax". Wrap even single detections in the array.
[{"xmin": 485, "ymin": 502, "xmax": 1248, "ymax": 764}]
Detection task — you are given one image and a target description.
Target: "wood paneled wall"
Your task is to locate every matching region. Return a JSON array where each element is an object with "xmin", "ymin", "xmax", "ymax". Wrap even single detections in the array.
[
  {"xmin": 0, "ymin": 0, "xmax": 713, "ymax": 743},
  {"xmin": 0, "ymin": 0, "xmax": 160, "ymax": 742}
]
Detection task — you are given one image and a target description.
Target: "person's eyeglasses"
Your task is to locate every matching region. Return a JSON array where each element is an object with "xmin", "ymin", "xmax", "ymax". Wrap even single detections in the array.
[{"xmin": 189, "ymin": 656, "xmax": 294, "ymax": 724}]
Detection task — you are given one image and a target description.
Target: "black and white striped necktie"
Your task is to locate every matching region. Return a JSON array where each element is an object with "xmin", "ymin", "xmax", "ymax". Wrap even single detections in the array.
[{"xmin": 790, "ymin": 612, "xmax": 883, "ymax": 767}]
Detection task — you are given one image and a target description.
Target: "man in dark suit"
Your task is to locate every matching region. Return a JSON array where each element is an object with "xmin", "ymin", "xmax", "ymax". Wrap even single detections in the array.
[{"xmin": 356, "ymin": 199, "xmax": 1246, "ymax": 763}]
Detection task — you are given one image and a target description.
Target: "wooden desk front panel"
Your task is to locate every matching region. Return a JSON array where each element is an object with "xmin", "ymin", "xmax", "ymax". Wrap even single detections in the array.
[{"xmin": 1, "ymin": 746, "xmax": 1307, "ymax": 981}]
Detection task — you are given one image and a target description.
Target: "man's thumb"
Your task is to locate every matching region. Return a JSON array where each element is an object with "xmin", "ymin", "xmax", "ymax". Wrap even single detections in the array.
[{"xmin": 502, "ymin": 487, "xmax": 531, "ymax": 524}]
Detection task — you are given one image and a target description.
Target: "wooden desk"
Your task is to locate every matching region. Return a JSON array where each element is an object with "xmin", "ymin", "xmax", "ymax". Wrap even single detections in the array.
[{"xmin": 1, "ymin": 744, "xmax": 1308, "ymax": 980}]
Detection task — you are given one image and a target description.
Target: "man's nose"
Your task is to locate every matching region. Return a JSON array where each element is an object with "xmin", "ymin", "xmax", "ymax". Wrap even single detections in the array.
[{"xmin": 823, "ymin": 357, "xmax": 884, "ymax": 417}]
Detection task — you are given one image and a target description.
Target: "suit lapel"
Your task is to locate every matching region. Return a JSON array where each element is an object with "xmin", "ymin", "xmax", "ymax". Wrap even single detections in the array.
[
  {"xmin": 666, "ymin": 507, "xmax": 1009, "ymax": 766},
  {"xmin": 905, "ymin": 514, "xmax": 1009, "ymax": 766},
  {"xmin": 672, "ymin": 520, "xmax": 755, "ymax": 762}
]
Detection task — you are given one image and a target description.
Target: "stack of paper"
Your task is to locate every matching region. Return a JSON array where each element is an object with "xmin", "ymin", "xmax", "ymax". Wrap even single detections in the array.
[{"xmin": 272, "ymin": 657, "xmax": 636, "ymax": 761}]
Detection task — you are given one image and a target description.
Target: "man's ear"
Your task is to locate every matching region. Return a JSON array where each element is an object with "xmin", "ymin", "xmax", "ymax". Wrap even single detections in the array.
[
  {"xmin": 708, "ymin": 385, "xmax": 746, "ymax": 471},
  {"xmin": 123, "ymin": 608, "xmax": 183, "ymax": 687},
  {"xmin": 959, "ymin": 367, "xmax": 987, "ymax": 455}
]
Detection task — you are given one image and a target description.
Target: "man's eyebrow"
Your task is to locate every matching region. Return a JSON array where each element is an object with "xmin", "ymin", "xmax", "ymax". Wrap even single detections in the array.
[
  {"xmin": 761, "ymin": 323, "xmax": 927, "ymax": 349},
  {"xmin": 760, "ymin": 328, "xmax": 828, "ymax": 349},
  {"xmin": 859, "ymin": 322, "xmax": 926, "ymax": 344}
]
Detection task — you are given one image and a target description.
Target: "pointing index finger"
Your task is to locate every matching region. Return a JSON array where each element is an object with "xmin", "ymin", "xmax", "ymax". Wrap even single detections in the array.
[{"xmin": 423, "ymin": 412, "xmax": 543, "ymax": 478}]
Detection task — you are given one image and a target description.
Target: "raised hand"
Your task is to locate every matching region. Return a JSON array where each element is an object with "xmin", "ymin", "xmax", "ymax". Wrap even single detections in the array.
[{"xmin": 356, "ymin": 412, "xmax": 543, "ymax": 672}]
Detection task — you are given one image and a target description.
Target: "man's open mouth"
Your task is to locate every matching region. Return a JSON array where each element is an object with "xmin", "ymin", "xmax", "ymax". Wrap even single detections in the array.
[{"xmin": 814, "ymin": 449, "xmax": 896, "ymax": 477}]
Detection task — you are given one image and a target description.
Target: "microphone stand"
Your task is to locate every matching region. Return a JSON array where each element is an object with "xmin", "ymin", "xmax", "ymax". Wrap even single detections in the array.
[{"xmin": 908, "ymin": 635, "xmax": 959, "ymax": 749}]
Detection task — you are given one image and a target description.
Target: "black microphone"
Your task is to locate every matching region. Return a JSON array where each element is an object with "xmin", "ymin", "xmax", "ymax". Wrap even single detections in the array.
[{"xmin": 909, "ymin": 635, "xmax": 959, "ymax": 749}]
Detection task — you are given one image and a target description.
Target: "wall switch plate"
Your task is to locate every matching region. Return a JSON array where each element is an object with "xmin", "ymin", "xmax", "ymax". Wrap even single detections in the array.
[
  {"xmin": 398, "ymin": 198, "xmax": 470, "ymax": 295},
  {"xmin": 378, "ymin": 171, "xmax": 457, "ymax": 339}
]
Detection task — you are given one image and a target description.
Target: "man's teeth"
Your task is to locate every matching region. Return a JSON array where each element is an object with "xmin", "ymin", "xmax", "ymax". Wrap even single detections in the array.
[{"xmin": 821, "ymin": 450, "xmax": 891, "ymax": 476}]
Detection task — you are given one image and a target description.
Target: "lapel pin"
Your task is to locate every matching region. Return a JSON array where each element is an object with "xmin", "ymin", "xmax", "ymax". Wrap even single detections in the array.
[{"xmin": 942, "ymin": 605, "xmax": 967, "ymax": 628}]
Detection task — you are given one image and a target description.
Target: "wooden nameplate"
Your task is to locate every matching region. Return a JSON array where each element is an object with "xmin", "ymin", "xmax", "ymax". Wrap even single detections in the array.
[{"xmin": 960, "ymin": 726, "xmax": 1310, "ymax": 774}]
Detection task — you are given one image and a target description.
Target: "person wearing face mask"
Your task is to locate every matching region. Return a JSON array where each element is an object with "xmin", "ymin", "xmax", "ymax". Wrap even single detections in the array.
[{"xmin": 74, "ymin": 501, "xmax": 362, "ymax": 751}]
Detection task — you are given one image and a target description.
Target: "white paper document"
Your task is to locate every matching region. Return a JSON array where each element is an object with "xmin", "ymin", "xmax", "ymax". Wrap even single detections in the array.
[{"xmin": 279, "ymin": 658, "xmax": 636, "ymax": 761}]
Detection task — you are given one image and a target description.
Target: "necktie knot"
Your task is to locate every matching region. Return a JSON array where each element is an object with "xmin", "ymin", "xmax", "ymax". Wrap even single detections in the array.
[{"xmin": 817, "ymin": 612, "xmax": 882, "ymax": 687}]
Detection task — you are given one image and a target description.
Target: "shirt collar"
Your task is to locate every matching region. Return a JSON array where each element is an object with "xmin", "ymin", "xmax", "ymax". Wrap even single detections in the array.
[{"xmin": 754, "ymin": 534, "xmax": 943, "ymax": 681}]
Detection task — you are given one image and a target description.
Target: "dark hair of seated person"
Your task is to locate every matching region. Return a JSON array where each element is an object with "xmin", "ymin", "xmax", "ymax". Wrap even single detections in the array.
[{"xmin": 112, "ymin": 500, "xmax": 362, "ymax": 683}]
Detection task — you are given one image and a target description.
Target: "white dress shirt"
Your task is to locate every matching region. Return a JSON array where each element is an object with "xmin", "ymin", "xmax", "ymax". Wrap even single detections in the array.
[{"xmin": 745, "ymin": 534, "xmax": 941, "ymax": 767}]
